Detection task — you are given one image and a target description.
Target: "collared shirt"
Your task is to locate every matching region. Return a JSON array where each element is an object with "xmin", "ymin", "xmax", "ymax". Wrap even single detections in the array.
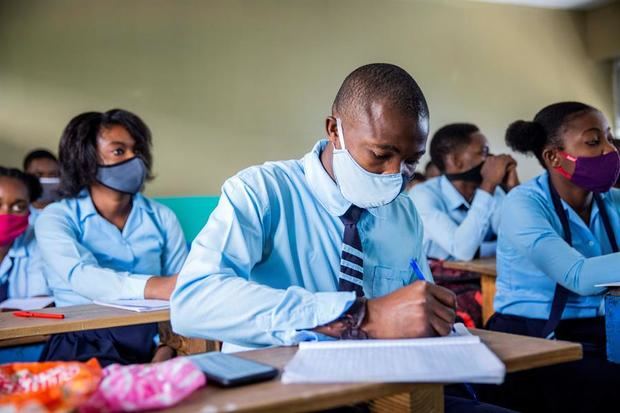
[
  {"xmin": 495, "ymin": 172, "xmax": 620, "ymax": 319},
  {"xmin": 0, "ymin": 227, "xmax": 49, "ymax": 298},
  {"xmin": 171, "ymin": 140, "xmax": 432, "ymax": 350},
  {"xmin": 409, "ymin": 176, "xmax": 505, "ymax": 261},
  {"xmin": 35, "ymin": 191, "xmax": 188, "ymax": 307}
]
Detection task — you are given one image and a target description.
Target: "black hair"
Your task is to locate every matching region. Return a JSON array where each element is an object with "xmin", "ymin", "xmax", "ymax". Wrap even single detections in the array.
[
  {"xmin": 505, "ymin": 101, "xmax": 596, "ymax": 167},
  {"xmin": 429, "ymin": 123, "xmax": 480, "ymax": 172},
  {"xmin": 58, "ymin": 109, "xmax": 153, "ymax": 197},
  {"xmin": 23, "ymin": 149, "xmax": 58, "ymax": 171},
  {"xmin": 332, "ymin": 63, "xmax": 429, "ymax": 123},
  {"xmin": 0, "ymin": 166, "xmax": 42, "ymax": 202}
]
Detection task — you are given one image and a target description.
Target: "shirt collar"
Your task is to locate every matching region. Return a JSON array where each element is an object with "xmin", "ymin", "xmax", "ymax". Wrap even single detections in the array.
[
  {"xmin": 439, "ymin": 175, "xmax": 470, "ymax": 210},
  {"xmin": 76, "ymin": 189, "xmax": 151, "ymax": 223},
  {"xmin": 538, "ymin": 171, "xmax": 602, "ymax": 226},
  {"xmin": 303, "ymin": 139, "xmax": 386, "ymax": 218}
]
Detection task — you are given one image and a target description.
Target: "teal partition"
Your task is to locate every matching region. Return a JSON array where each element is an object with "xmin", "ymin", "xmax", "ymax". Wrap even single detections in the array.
[{"xmin": 154, "ymin": 196, "xmax": 220, "ymax": 243}]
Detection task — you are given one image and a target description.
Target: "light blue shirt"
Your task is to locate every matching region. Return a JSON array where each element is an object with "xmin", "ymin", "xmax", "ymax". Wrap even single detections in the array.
[
  {"xmin": 0, "ymin": 227, "xmax": 49, "ymax": 298},
  {"xmin": 410, "ymin": 176, "xmax": 505, "ymax": 261},
  {"xmin": 171, "ymin": 140, "xmax": 432, "ymax": 349},
  {"xmin": 495, "ymin": 172, "xmax": 620, "ymax": 319},
  {"xmin": 35, "ymin": 191, "xmax": 188, "ymax": 307}
]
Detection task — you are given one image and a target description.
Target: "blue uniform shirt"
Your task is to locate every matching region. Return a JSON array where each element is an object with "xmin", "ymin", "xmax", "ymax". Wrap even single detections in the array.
[
  {"xmin": 35, "ymin": 191, "xmax": 188, "ymax": 307},
  {"xmin": 410, "ymin": 176, "xmax": 505, "ymax": 261},
  {"xmin": 495, "ymin": 172, "xmax": 620, "ymax": 319},
  {"xmin": 171, "ymin": 140, "xmax": 432, "ymax": 349},
  {"xmin": 0, "ymin": 227, "xmax": 49, "ymax": 298}
]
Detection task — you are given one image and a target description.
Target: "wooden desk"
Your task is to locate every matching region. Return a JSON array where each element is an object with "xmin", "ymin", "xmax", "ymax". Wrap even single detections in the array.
[
  {"xmin": 0, "ymin": 304, "xmax": 169, "ymax": 341},
  {"xmin": 165, "ymin": 329, "xmax": 582, "ymax": 413},
  {"xmin": 442, "ymin": 258, "xmax": 497, "ymax": 325}
]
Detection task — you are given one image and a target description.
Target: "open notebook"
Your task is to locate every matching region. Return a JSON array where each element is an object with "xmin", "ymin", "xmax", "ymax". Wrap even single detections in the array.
[
  {"xmin": 282, "ymin": 324, "xmax": 505, "ymax": 384},
  {"xmin": 93, "ymin": 299, "xmax": 170, "ymax": 312}
]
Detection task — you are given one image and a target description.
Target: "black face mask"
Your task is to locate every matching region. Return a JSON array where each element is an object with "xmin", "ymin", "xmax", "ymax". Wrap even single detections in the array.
[{"xmin": 445, "ymin": 161, "xmax": 484, "ymax": 184}]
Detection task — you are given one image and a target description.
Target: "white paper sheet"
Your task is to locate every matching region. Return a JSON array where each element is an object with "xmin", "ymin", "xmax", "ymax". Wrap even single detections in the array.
[{"xmin": 282, "ymin": 324, "xmax": 505, "ymax": 384}]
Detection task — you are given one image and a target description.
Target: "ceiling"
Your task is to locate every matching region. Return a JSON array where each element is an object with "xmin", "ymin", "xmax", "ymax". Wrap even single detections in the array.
[{"xmin": 467, "ymin": 0, "xmax": 616, "ymax": 9}]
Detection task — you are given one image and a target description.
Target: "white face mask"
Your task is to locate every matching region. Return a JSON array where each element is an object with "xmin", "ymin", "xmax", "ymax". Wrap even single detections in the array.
[{"xmin": 332, "ymin": 118, "xmax": 413, "ymax": 208}]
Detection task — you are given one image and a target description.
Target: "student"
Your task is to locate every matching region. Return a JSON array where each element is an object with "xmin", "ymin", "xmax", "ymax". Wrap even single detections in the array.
[
  {"xmin": 411, "ymin": 123, "xmax": 519, "ymax": 262},
  {"xmin": 23, "ymin": 149, "xmax": 61, "ymax": 211},
  {"xmin": 485, "ymin": 102, "xmax": 620, "ymax": 412},
  {"xmin": 172, "ymin": 64, "xmax": 512, "ymax": 413},
  {"xmin": 0, "ymin": 167, "xmax": 49, "ymax": 362},
  {"xmin": 35, "ymin": 109, "xmax": 187, "ymax": 366}
]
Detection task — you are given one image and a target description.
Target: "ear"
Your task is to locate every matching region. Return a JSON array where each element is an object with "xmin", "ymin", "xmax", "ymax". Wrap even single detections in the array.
[
  {"xmin": 542, "ymin": 147, "xmax": 560, "ymax": 168},
  {"xmin": 325, "ymin": 116, "xmax": 341, "ymax": 149},
  {"xmin": 444, "ymin": 152, "xmax": 462, "ymax": 172}
]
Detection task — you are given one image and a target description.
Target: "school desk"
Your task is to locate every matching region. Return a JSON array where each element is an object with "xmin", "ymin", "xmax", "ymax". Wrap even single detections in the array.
[
  {"xmin": 442, "ymin": 258, "xmax": 497, "ymax": 325},
  {"xmin": 163, "ymin": 328, "xmax": 582, "ymax": 413}
]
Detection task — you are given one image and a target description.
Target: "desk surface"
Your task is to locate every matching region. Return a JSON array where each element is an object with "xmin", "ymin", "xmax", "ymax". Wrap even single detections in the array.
[
  {"xmin": 165, "ymin": 329, "xmax": 582, "ymax": 413},
  {"xmin": 442, "ymin": 257, "xmax": 497, "ymax": 277},
  {"xmin": 0, "ymin": 304, "xmax": 169, "ymax": 340}
]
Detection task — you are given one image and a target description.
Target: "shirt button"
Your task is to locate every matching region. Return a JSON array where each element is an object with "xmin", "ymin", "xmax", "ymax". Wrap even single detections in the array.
[{"xmin": 588, "ymin": 241, "xmax": 594, "ymax": 246}]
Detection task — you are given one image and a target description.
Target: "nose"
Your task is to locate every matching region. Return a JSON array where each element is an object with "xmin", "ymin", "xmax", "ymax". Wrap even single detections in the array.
[{"xmin": 603, "ymin": 141, "xmax": 617, "ymax": 155}]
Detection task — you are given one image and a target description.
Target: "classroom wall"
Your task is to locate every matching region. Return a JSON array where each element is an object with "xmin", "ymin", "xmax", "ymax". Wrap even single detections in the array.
[
  {"xmin": 585, "ymin": 1, "xmax": 620, "ymax": 61},
  {"xmin": 0, "ymin": 0, "xmax": 613, "ymax": 196}
]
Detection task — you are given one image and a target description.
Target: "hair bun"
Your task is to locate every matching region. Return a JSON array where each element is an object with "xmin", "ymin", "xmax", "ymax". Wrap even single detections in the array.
[{"xmin": 505, "ymin": 120, "xmax": 546, "ymax": 154}]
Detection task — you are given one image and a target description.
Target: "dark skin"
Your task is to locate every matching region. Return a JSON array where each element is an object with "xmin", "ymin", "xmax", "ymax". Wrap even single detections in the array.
[
  {"xmin": 90, "ymin": 125, "xmax": 177, "ymax": 301},
  {"xmin": 316, "ymin": 100, "xmax": 457, "ymax": 339},
  {"xmin": 25, "ymin": 157, "xmax": 60, "ymax": 209},
  {"xmin": 443, "ymin": 132, "xmax": 519, "ymax": 202},
  {"xmin": 0, "ymin": 177, "xmax": 30, "ymax": 264},
  {"xmin": 544, "ymin": 110, "xmax": 617, "ymax": 225}
]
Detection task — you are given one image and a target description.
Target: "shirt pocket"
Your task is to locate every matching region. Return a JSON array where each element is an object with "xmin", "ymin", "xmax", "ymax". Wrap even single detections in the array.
[{"xmin": 370, "ymin": 265, "xmax": 411, "ymax": 298}]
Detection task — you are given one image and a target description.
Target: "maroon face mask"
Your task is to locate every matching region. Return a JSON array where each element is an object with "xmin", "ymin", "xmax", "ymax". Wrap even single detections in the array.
[{"xmin": 555, "ymin": 151, "xmax": 620, "ymax": 193}]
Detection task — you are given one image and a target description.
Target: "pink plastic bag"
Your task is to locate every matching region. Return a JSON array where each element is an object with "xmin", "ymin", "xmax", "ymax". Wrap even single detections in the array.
[{"xmin": 80, "ymin": 357, "xmax": 205, "ymax": 412}]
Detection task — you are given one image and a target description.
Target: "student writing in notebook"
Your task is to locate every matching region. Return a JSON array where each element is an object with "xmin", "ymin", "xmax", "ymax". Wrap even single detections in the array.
[
  {"xmin": 0, "ymin": 167, "xmax": 49, "ymax": 362},
  {"xmin": 483, "ymin": 102, "xmax": 620, "ymax": 412},
  {"xmin": 35, "ymin": 109, "xmax": 187, "ymax": 366},
  {"xmin": 172, "ymin": 64, "xmax": 512, "ymax": 413}
]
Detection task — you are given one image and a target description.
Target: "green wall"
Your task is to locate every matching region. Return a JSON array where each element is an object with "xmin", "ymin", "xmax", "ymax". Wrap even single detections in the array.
[{"xmin": 0, "ymin": 0, "xmax": 613, "ymax": 195}]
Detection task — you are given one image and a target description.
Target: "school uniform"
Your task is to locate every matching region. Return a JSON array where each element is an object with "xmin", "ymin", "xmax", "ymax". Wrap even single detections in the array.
[
  {"xmin": 409, "ymin": 176, "xmax": 505, "ymax": 261},
  {"xmin": 483, "ymin": 172, "xmax": 620, "ymax": 413},
  {"xmin": 171, "ymin": 140, "xmax": 515, "ymax": 413},
  {"xmin": 0, "ymin": 227, "xmax": 50, "ymax": 363},
  {"xmin": 409, "ymin": 177, "xmax": 505, "ymax": 327},
  {"xmin": 35, "ymin": 190, "xmax": 187, "ymax": 366}
]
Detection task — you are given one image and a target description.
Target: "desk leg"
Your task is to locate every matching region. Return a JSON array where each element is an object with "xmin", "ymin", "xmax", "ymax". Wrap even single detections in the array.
[
  {"xmin": 158, "ymin": 321, "xmax": 221, "ymax": 356},
  {"xmin": 370, "ymin": 384, "xmax": 444, "ymax": 413},
  {"xmin": 481, "ymin": 273, "xmax": 496, "ymax": 326}
]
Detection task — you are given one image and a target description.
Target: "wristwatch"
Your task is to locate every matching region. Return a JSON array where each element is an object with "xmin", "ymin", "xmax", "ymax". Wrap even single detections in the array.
[{"xmin": 328, "ymin": 297, "xmax": 369, "ymax": 340}]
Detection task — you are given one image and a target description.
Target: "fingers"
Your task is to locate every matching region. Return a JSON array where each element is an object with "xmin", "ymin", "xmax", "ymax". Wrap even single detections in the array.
[
  {"xmin": 429, "ymin": 312, "xmax": 454, "ymax": 337},
  {"xmin": 428, "ymin": 283, "xmax": 457, "ymax": 309},
  {"xmin": 428, "ymin": 293, "xmax": 456, "ymax": 325}
]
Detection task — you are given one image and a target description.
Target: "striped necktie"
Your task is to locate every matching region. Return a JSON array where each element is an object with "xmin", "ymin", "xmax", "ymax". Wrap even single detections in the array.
[{"xmin": 338, "ymin": 205, "xmax": 365, "ymax": 296}]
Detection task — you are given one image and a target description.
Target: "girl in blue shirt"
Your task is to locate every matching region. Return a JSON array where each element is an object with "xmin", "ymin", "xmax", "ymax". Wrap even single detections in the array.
[
  {"xmin": 0, "ymin": 167, "xmax": 49, "ymax": 363},
  {"xmin": 484, "ymin": 102, "xmax": 620, "ymax": 412},
  {"xmin": 36, "ymin": 109, "xmax": 187, "ymax": 366}
]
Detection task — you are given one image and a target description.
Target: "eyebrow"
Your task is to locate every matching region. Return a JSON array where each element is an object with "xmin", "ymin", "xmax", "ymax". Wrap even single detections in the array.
[{"xmin": 372, "ymin": 144, "xmax": 401, "ymax": 153}]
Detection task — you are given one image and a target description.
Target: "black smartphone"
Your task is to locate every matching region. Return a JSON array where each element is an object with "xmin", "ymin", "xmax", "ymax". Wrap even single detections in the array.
[{"xmin": 188, "ymin": 352, "xmax": 279, "ymax": 387}]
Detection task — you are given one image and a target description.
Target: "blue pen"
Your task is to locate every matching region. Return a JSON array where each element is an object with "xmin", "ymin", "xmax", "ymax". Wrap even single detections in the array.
[
  {"xmin": 410, "ymin": 258, "xmax": 479, "ymax": 403},
  {"xmin": 409, "ymin": 258, "xmax": 426, "ymax": 282}
]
